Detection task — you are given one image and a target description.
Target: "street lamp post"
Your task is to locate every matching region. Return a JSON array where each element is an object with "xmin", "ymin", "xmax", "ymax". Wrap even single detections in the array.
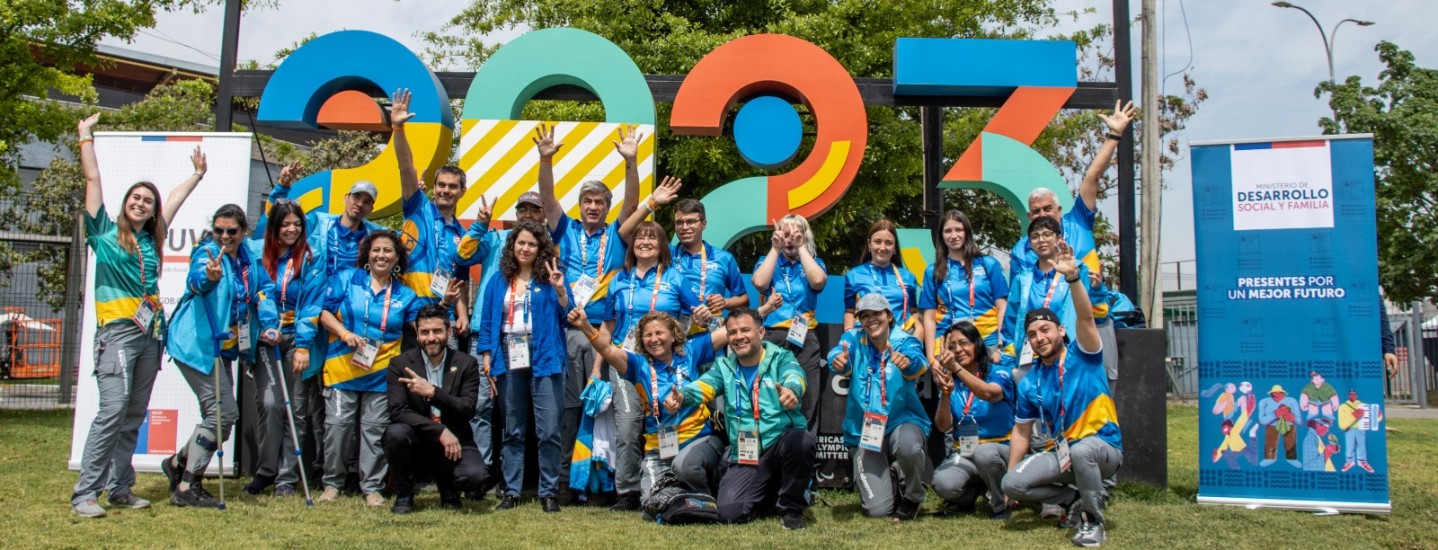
[{"xmin": 1272, "ymin": 1, "xmax": 1375, "ymax": 83}]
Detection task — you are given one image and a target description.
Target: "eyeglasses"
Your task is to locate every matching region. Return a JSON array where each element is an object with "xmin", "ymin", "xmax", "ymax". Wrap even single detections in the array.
[
  {"xmin": 211, "ymin": 226, "xmax": 241, "ymax": 236},
  {"xmin": 674, "ymin": 218, "xmax": 705, "ymax": 227},
  {"xmin": 1030, "ymin": 230, "xmax": 1058, "ymax": 241}
]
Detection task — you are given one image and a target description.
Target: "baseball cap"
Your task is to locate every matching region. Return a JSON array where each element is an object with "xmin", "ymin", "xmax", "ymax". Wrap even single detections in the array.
[
  {"xmin": 1024, "ymin": 307, "xmax": 1062, "ymax": 330},
  {"xmin": 517, "ymin": 191, "xmax": 542, "ymax": 207},
  {"xmin": 855, "ymin": 293, "xmax": 891, "ymax": 314},
  {"xmin": 347, "ymin": 180, "xmax": 379, "ymax": 201}
]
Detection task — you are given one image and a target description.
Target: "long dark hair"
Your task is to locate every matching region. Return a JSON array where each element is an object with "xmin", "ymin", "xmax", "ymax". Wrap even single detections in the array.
[
  {"xmin": 500, "ymin": 221, "xmax": 558, "ymax": 281},
  {"xmin": 933, "ymin": 210, "xmax": 980, "ymax": 283},
  {"xmin": 357, "ymin": 229, "xmax": 409, "ymax": 274},
  {"xmin": 624, "ymin": 220, "xmax": 673, "ymax": 271},
  {"xmin": 944, "ymin": 319, "xmax": 991, "ymax": 380},
  {"xmin": 262, "ymin": 201, "xmax": 310, "ymax": 281},
  {"xmin": 858, "ymin": 219, "xmax": 903, "ymax": 268},
  {"xmin": 117, "ymin": 181, "xmax": 166, "ymax": 257}
]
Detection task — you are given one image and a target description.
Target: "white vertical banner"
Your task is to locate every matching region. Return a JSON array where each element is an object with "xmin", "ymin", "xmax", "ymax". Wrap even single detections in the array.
[{"xmin": 69, "ymin": 132, "xmax": 253, "ymax": 475}]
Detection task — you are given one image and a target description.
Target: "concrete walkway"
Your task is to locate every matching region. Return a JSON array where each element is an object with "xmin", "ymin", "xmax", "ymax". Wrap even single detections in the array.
[{"xmin": 1382, "ymin": 402, "xmax": 1438, "ymax": 419}]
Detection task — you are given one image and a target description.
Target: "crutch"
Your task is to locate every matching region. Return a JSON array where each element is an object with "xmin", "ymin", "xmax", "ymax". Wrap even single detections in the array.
[{"xmin": 263, "ymin": 343, "xmax": 314, "ymax": 506}]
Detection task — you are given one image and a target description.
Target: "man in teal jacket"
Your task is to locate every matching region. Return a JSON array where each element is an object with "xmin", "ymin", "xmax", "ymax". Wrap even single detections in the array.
[{"xmin": 665, "ymin": 307, "xmax": 815, "ymax": 530}]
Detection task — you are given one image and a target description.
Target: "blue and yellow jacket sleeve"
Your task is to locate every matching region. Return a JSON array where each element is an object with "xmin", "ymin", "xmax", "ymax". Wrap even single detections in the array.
[
  {"xmin": 682, "ymin": 361, "xmax": 726, "ymax": 408},
  {"xmin": 456, "ymin": 221, "xmax": 495, "ymax": 268},
  {"xmin": 293, "ymin": 254, "xmax": 326, "ymax": 350}
]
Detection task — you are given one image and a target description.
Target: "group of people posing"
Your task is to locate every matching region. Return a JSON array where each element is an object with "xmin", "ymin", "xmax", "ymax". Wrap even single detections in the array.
[{"xmin": 68, "ymin": 92, "xmax": 1135, "ymax": 547}]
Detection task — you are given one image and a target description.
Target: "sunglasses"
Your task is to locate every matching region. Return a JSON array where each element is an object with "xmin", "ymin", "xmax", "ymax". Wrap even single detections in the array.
[{"xmin": 212, "ymin": 226, "xmax": 242, "ymax": 236}]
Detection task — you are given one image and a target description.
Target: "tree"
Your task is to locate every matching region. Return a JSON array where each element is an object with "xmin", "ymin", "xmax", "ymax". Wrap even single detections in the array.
[
  {"xmin": 426, "ymin": 1, "xmax": 1204, "ymax": 276},
  {"xmin": 1319, "ymin": 41, "xmax": 1438, "ymax": 304}
]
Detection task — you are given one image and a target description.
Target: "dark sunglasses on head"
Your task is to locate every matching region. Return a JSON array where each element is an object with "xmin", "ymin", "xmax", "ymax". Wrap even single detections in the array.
[{"xmin": 212, "ymin": 226, "xmax": 242, "ymax": 236}]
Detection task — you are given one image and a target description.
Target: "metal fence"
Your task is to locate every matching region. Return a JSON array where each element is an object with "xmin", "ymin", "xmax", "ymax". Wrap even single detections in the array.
[
  {"xmin": 0, "ymin": 197, "xmax": 81, "ymax": 410},
  {"xmin": 1163, "ymin": 294, "xmax": 1436, "ymax": 406}
]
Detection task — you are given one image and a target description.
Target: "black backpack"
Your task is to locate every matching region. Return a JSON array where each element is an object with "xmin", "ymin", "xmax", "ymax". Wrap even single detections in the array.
[{"xmin": 642, "ymin": 472, "xmax": 722, "ymax": 525}]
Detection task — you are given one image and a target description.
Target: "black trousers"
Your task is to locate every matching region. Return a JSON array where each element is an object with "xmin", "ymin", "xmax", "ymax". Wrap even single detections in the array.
[
  {"xmin": 383, "ymin": 423, "xmax": 487, "ymax": 497},
  {"xmin": 762, "ymin": 329, "xmax": 822, "ymax": 431},
  {"xmin": 715, "ymin": 428, "xmax": 816, "ymax": 522}
]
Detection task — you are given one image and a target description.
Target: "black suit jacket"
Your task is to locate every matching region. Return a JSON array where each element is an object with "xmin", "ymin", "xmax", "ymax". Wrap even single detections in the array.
[{"xmin": 387, "ymin": 347, "xmax": 481, "ymax": 445}]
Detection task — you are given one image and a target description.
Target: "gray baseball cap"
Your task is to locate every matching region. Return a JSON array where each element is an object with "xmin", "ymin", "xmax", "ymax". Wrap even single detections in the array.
[
  {"xmin": 517, "ymin": 191, "xmax": 543, "ymax": 207},
  {"xmin": 347, "ymin": 180, "xmax": 379, "ymax": 201},
  {"xmin": 855, "ymin": 293, "xmax": 892, "ymax": 314}
]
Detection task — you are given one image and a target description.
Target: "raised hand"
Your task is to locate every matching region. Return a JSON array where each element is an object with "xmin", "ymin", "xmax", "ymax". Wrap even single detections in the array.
[
  {"xmin": 546, "ymin": 257, "xmax": 565, "ymax": 289},
  {"xmin": 277, "ymin": 160, "xmax": 303, "ymax": 186},
  {"xmin": 204, "ymin": 248, "xmax": 223, "ymax": 282},
  {"xmin": 650, "ymin": 176, "xmax": 682, "ymax": 206},
  {"xmin": 388, "ymin": 88, "xmax": 415, "ymax": 129},
  {"xmin": 1054, "ymin": 241, "xmax": 1079, "ymax": 280},
  {"xmin": 760, "ymin": 292, "xmax": 783, "ymax": 315},
  {"xmin": 190, "ymin": 146, "xmax": 208, "ymax": 177},
  {"xmin": 533, "ymin": 122, "xmax": 563, "ymax": 158},
  {"xmin": 832, "ymin": 341, "xmax": 851, "ymax": 372},
  {"xmin": 78, "ymin": 113, "xmax": 100, "ymax": 138},
  {"xmin": 399, "ymin": 367, "xmax": 436, "ymax": 399},
  {"xmin": 614, "ymin": 123, "xmax": 642, "ymax": 161},
  {"xmin": 1100, "ymin": 100, "xmax": 1137, "ymax": 134},
  {"xmin": 476, "ymin": 195, "xmax": 494, "ymax": 228},
  {"xmin": 932, "ymin": 361, "xmax": 954, "ymax": 393},
  {"xmin": 566, "ymin": 306, "xmax": 589, "ymax": 328},
  {"xmin": 443, "ymin": 278, "xmax": 462, "ymax": 306}
]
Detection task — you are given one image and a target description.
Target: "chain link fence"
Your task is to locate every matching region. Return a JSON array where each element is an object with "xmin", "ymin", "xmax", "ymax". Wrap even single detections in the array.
[{"xmin": 0, "ymin": 194, "xmax": 82, "ymax": 409}]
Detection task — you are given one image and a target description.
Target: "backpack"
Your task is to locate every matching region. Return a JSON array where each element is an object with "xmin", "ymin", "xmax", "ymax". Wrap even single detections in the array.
[{"xmin": 642, "ymin": 472, "xmax": 722, "ymax": 525}]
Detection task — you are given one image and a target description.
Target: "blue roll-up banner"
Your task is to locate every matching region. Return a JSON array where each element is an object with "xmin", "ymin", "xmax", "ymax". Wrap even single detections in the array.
[{"xmin": 1190, "ymin": 134, "xmax": 1389, "ymax": 514}]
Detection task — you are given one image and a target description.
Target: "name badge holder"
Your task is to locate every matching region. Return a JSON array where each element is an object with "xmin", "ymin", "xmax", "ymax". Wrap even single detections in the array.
[
  {"xmin": 237, "ymin": 318, "xmax": 253, "ymax": 354},
  {"xmin": 956, "ymin": 422, "xmax": 980, "ymax": 457},
  {"xmin": 430, "ymin": 268, "xmax": 452, "ymax": 296},
  {"xmin": 621, "ymin": 328, "xmax": 638, "ymax": 353},
  {"xmin": 1056, "ymin": 437, "xmax": 1072, "ymax": 472},
  {"xmin": 506, "ymin": 335, "xmax": 531, "ymax": 370},
  {"xmin": 860, "ymin": 412, "xmax": 888, "ymax": 452},
  {"xmin": 571, "ymin": 275, "xmax": 599, "ymax": 308},
  {"xmin": 737, "ymin": 430, "xmax": 760, "ymax": 465},
  {"xmin": 786, "ymin": 317, "xmax": 808, "ymax": 347},
  {"xmin": 351, "ymin": 338, "xmax": 379, "ymax": 370},
  {"xmin": 133, "ymin": 297, "xmax": 159, "ymax": 333},
  {"xmin": 658, "ymin": 427, "xmax": 680, "ymax": 460}
]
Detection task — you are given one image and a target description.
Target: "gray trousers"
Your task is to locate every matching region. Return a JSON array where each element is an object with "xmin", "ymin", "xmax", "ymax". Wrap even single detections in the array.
[
  {"xmin": 72, "ymin": 323, "xmax": 162, "ymax": 505},
  {"xmin": 1002, "ymin": 436, "xmax": 1122, "ymax": 523},
  {"xmin": 468, "ymin": 372, "xmax": 494, "ymax": 465},
  {"xmin": 1098, "ymin": 321, "xmax": 1118, "ymax": 391},
  {"xmin": 177, "ymin": 357, "xmax": 240, "ymax": 479},
  {"xmin": 609, "ymin": 365, "xmax": 645, "ymax": 494},
  {"xmin": 561, "ymin": 327, "xmax": 594, "ymax": 490},
  {"xmin": 848, "ymin": 423, "xmax": 931, "ymax": 517},
  {"xmin": 932, "ymin": 441, "xmax": 1010, "ymax": 512},
  {"xmin": 639, "ymin": 434, "xmax": 726, "ymax": 501},
  {"xmin": 323, "ymin": 388, "xmax": 388, "ymax": 494},
  {"xmin": 254, "ymin": 337, "xmax": 300, "ymax": 486},
  {"xmin": 290, "ymin": 368, "xmax": 325, "ymax": 487}
]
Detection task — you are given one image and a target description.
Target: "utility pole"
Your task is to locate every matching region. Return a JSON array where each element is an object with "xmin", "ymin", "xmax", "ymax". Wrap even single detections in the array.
[
  {"xmin": 214, "ymin": 0, "xmax": 241, "ymax": 131},
  {"xmin": 1140, "ymin": 0, "xmax": 1163, "ymax": 328}
]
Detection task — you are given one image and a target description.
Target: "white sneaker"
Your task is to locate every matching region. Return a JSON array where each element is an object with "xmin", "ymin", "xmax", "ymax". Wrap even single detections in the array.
[
  {"xmin": 1040, "ymin": 503, "xmax": 1064, "ymax": 519},
  {"xmin": 364, "ymin": 492, "xmax": 385, "ymax": 507},
  {"xmin": 317, "ymin": 487, "xmax": 340, "ymax": 502},
  {"xmin": 1072, "ymin": 520, "xmax": 1106, "ymax": 547},
  {"xmin": 73, "ymin": 499, "xmax": 106, "ymax": 518}
]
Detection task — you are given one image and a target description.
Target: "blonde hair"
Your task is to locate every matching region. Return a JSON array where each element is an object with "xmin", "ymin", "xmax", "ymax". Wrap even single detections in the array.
[{"xmin": 778, "ymin": 214, "xmax": 817, "ymax": 258}]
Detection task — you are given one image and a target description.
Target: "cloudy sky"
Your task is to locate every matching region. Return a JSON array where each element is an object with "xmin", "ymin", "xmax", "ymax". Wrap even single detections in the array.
[{"xmin": 100, "ymin": 0, "xmax": 1436, "ymax": 291}]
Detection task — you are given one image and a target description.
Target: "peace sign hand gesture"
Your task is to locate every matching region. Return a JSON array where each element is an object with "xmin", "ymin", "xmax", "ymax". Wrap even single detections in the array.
[
  {"xmin": 399, "ymin": 367, "xmax": 436, "ymax": 399},
  {"xmin": 277, "ymin": 160, "xmax": 303, "ymax": 186},
  {"xmin": 545, "ymin": 257, "xmax": 565, "ymax": 289},
  {"xmin": 204, "ymin": 248, "xmax": 223, "ymax": 282},
  {"xmin": 475, "ymin": 195, "xmax": 494, "ymax": 228}
]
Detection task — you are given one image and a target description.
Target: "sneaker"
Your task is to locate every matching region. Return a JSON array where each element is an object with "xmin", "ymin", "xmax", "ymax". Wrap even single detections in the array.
[
  {"xmin": 1072, "ymin": 519, "xmax": 1106, "ymax": 547},
  {"xmin": 161, "ymin": 455, "xmax": 184, "ymax": 493},
  {"xmin": 891, "ymin": 498, "xmax": 921, "ymax": 522},
  {"xmin": 542, "ymin": 496, "xmax": 560, "ymax": 514},
  {"xmin": 72, "ymin": 499, "xmax": 106, "ymax": 518},
  {"xmin": 391, "ymin": 496, "xmax": 414, "ymax": 515},
  {"xmin": 1058, "ymin": 499, "xmax": 1084, "ymax": 530},
  {"xmin": 1359, "ymin": 461, "xmax": 1374, "ymax": 473},
  {"xmin": 364, "ymin": 492, "xmax": 385, "ymax": 507},
  {"xmin": 1040, "ymin": 503, "xmax": 1065, "ymax": 519},
  {"xmin": 781, "ymin": 511, "xmax": 806, "ymax": 530},
  {"xmin": 273, "ymin": 485, "xmax": 297, "ymax": 498},
  {"xmin": 989, "ymin": 507, "xmax": 1011, "ymax": 520},
  {"xmin": 610, "ymin": 492, "xmax": 640, "ymax": 512},
  {"xmin": 498, "ymin": 495, "xmax": 520, "ymax": 510},
  {"xmin": 108, "ymin": 492, "xmax": 151, "ymax": 509},
  {"xmin": 171, "ymin": 485, "xmax": 219, "ymax": 508},
  {"xmin": 440, "ymin": 491, "xmax": 462, "ymax": 509},
  {"xmin": 933, "ymin": 500, "xmax": 975, "ymax": 517},
  {"xmin": 242, "ymin": 475, "xmax": 274, "ymax": 496},
  {"xmin": 317, "ymin": 487, "xmax": 340, "ymax": 502}
]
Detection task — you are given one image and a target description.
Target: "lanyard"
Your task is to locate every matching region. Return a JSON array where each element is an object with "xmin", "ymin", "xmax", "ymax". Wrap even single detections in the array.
[
  {"xmin": 628, "ymin": 266, "xmax": 663, "ymax": 315},
  {"xmin": 279, "ymin": 255, "xmax": 296, "ymax": 306},
  {"xmin": 1042, "ymin": 270, "xmax": 1061, "ymax": 309},
  {"xmin": 890, "ymin": 264, "xmax": 908, "ymax": 318},
  {"xmin": 865, "ymin": 341, "xmax": 890, "ymax": 412},
  {"xmin": 1038, "ymin": 350, "xmax": 1068, "ymax": 432},
  {"xmin": 942, "ymin": 260, "xmax": 976, "ymax": 316},
  {"xmin": 434, "ymin": 218, "xmax": 452, "ymax": 274},
  {"xmin": 137, "ymin": 242, "xmax": 152, "ymax": 294},
  {"xmin": 698, "ymin": 245, "xmax": 710, "ymax": 295},
  {"xmin": 734, "ymin": 349, "xmax": 767, "ymax": 429},
  {"xmin": 505, "ymin": 277, "xmax": 532, "ymax": 328},
  {"xmin": 648, "ymin": 359, "xmax": 687, "ymax": 426},
  {"xmin": 363, "ymin": 278, "xmax": 395, "ymax": 333},
  {"xmin": 581, "ymin": 228, "xmax": 607, "ymax": 279}
]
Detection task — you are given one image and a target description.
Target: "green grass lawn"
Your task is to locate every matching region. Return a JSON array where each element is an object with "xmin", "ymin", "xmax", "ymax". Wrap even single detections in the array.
[{"xmin": 1, "ymin": 405, "xmax": 1434, "ymax": 549}]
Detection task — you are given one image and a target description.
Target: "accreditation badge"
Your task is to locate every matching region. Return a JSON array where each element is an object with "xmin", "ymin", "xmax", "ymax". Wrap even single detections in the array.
[
  {"xmin": 506, "ymin": 335, "xmax": 531, "ymax": 370},
  {"xmin": 237, "ymin": 318, "xmax": 253, "ymax": 354},
  {"xmin": 351, "ymin": 338, "xmax": 379, "ymax": 370},
  {"xmin": 571, "ymin": 275, "xmax": 599, "ymax": 308},
  {"xmin": 658, "ymin": 426, "xmax": 680, "ymax": 460},
  {"xmin": 737, "ymin": 430, "xmax": 760, "ymax": 465},
  {"xmin": 621, "ymin": 328, "xmax": 638, "ymax": 353},
  {"xmin": 956, "ymin": 423, "xmax": 980, "ymax": 457},
  {"xmin": 132, "ymin": 297, "xmax": 159, "ymax": 332},
  {"xmin": 786, "ymin": 317, "xmax": 808, "ymax": 347},
  {"xmin": 860, "ymin": 412, "xmax": 888, "ymax": 452},
  {"xmin": 429, "ymin": 267, "xmax": 451, "ymax": 296},
  {"xmin": 1056, "ymin": 437, "xmax": 1072, "ymax": 473}
]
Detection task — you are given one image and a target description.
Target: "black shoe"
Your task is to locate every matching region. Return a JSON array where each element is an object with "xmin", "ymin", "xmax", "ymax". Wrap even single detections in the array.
[
  {"xmin": 391, "ymin": 496, "xmax": 414, "ymax": 515},
  {"xmin": 781, "ymin": 511, "xmax": 806, "ymax": 530},
  {"xmin": 242, "ymin": 475, "xmax": 274, "ymax": 496},
  {"xmin": 161, "ymin": 455, "xmax": 184, "ymax": 493},
  {"xmin": 171, "ymin": 485, "xmax": 219, "ymax": 508},
  {"xmin": 440, "ymin": 491, "xmax": 462, "ymax": 509},
  {"xmin": 342, "ymin": 473, "xmax": 361, "ymax": 496},
  {"xmin": 609, "ymin": 492, "xmax": 640, "ymax": 512},
  {"xmin": 892, "ymin": 498, "xmax": 921, "ymax": 522},
  {"xmin": 990, "ymin": 506, "xmax": 1011, "ymax": 520},
  {"xmin": 497, "ymin": 495, "xmax": 520, "ymax": 510},
  {"xmin": 542, "ymin": 496, "xmax": 560, "ymax": 514}
]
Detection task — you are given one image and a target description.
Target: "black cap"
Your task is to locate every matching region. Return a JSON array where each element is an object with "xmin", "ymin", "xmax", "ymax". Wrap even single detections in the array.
[{"xmin": 1024, "ymin": 307, "xmax": 1062, "ymax": 330}]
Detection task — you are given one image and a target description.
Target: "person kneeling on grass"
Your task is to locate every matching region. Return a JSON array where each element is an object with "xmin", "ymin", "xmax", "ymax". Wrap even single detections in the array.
[
  {"xmin": 384, "ymin": 304, "xmax": 488, "ymax": 514},
  {"xmin": 662, "ymin": 307, "xmax": 815, "ymax": 530},
  {"xmin": 825, "ymin": 293, "xmax": 931, "ymax": 522},
  {"xmin": 1001, "ymin": 242, "xmax": 1122, "ymax": 548},
  {"xmin": 930, "ymin": 320, "xmax": 1018, "ymax": 519}
]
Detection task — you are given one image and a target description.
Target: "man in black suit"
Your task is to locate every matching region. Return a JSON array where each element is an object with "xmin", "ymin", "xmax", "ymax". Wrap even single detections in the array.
[{"xmin": 385, "ymin": 304, "xmax": 487, "ymax": 514}]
